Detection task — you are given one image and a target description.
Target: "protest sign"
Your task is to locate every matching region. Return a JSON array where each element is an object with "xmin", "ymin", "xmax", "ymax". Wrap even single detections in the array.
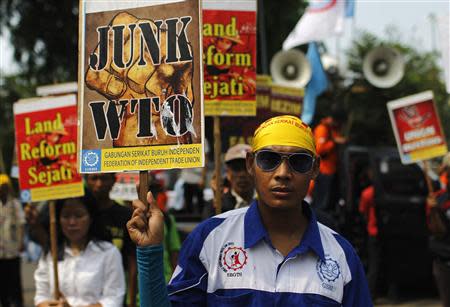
[
  {"xmin": 13, "ymin": 95, "xmax": 83, "ymax": 202},
  {"xmin": 36, "ymin": 82, "xmax": 78, "ymax": 97},
  {"xmin": 387, "ymin": 91, "xmax": 447, "ymax": 164},
  {"xmin": 203, "ymin": 0, "xmax": 257, "ymax": 116},
  {"xmin": 79, "ymin": 0, "xmax": 204, "ymax": 173},
  {"xmin": 219, "ymin": 75, "xmax": 304, "ymax": 149}
]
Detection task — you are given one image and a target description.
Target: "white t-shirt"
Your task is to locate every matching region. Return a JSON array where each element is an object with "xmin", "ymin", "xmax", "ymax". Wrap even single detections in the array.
[{"xmin": 34, "ymin": 240, "xmax": 125, "ymax": 307}]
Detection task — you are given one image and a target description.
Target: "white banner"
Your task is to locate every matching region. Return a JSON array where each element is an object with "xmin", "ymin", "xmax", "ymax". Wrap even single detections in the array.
[{"xmin": 283, "ymin": 0, "xmax": 345, "ymax": 50}]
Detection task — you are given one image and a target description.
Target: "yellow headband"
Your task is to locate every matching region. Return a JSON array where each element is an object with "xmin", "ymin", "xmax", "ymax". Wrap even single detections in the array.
[
  {"xmin": 0, "ymin": 174, "xmax": 11, "ymax": 186},
  {"xmin": 252, "ymin": 115, "xmax": 316, "ymax": 155}
]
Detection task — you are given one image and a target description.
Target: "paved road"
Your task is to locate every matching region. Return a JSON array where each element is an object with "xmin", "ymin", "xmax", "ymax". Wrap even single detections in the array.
[{"xmin": 20, "ymin": 260, "xmax": 442, "ymax": 307}]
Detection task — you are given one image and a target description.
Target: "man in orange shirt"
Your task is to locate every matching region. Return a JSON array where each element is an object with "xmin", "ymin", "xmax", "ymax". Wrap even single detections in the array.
[{"xmin": 312, "ymin": 107, "xmax": 347, "ymax": 211}]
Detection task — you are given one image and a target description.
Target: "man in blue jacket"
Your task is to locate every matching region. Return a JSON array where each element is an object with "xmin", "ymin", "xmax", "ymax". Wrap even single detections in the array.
[{"xmin": 127, "ymin": 115, "xmax": 372, "ymax": 306}]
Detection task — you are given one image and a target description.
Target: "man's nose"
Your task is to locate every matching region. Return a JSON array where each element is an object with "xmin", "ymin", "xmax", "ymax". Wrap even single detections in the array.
[
  {"xmin": 68, "ymin": 216, "xmax": 78, "ymax": 224},
  {"xmin": 274, "ymin": 158, "xmax": 292, "ymax": 178}
]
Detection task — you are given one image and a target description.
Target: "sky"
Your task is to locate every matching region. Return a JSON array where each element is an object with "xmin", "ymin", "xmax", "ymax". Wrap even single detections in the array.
[
  {"xmin": 0, "ymin": 0, "xmax": 449, "ymax": 76},
  {"xmin": 0, "ymin": 30, "xmax": 18, "ymax": 76},
  {"xmin": 324, "ymin": 0, "xmax": 449, "ymax": 70}
]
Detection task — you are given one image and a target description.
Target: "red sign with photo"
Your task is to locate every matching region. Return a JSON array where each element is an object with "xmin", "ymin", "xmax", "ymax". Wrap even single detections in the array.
[
  {"xmin": 387, "ymin": 91, "xmax": 447, "ymax": 164},
  {"xmin": 203, "ymin": 7, "xmax": 257, "ymax": 116}
]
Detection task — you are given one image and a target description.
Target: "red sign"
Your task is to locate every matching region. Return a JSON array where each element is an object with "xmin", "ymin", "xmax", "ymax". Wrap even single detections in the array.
[
  {"xmin": 13, "ymin": 95, "xmax": 83, "ymax": 202},
  {"xmin": 203, "ymin": 2, "xmax": 257, "ymax": 116},
  {"xmin": 387, "ymin": 91, "xmax": 447, "ymax": 164}
]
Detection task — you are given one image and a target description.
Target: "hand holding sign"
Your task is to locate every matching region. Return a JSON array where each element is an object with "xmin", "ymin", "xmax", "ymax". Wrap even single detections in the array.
[{"xmin": 127, "ymin": 192, "xmax": 164, "ymax": 247}]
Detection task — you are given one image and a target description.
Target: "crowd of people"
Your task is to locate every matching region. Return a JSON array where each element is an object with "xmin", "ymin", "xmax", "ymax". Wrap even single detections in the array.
[{"xmin": 0, "ymin": 113, "xmax": 449, "ymax": 306}]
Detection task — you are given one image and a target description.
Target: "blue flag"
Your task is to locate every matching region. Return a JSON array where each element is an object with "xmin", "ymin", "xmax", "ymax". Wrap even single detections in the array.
[
  {"xmin": 345, "ymin": 0, "xmax": 355, "ymax": 18},
  {"xmin": 301, "ymin": 42, "xmax": 328, "ymax": 125}
]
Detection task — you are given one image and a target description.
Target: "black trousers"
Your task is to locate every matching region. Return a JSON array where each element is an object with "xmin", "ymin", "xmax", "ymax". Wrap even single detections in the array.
[
  {"xmin": 433, "ymin": 258, "xmax": 450, "ymax": 307},
  {"xmin": 0, "ymin": 257, "xmax": 23, "ymax": 307},
  {"xmin": 367, "ymin": 236, "xmax": 381, "ymax": 299}
]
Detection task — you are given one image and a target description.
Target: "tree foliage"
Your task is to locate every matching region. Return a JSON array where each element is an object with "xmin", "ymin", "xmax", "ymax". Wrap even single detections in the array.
[
  {"xmin": 0, "ymin": 0, "xmax": 78, "ymax": 84},
  {"xmin": 0, "ymin": 74, "xmax": 36, "ymax": 171},
  {"xmin": 257, "ymin": 0, "xmax": 307, "ymax": 73}
]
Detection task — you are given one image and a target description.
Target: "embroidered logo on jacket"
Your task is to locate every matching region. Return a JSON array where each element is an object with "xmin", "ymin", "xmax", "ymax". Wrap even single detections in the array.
[
  {"xmin": 316, "ymin": 257, "xmax": 341, "ymax": 291},
  {"xmin": 218, "ymin": 242, "xmax": 248, "ymax": 277}
]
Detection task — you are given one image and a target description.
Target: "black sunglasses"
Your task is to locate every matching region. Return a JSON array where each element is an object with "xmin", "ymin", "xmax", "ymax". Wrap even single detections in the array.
[{"xmin": 255, "ymin": 150, "xmax": 315, "ymax": 174}]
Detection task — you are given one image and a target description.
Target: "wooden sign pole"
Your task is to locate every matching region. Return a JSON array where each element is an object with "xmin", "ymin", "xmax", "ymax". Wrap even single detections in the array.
[
  {"xmin": 214, "ymin": 116, "xmax": 222, "ymax": 215},
  {"xmin": 49, "ymin": 200, "xmax": 60, "ymax": 299},
  {"xmin": 423, "ymin": 160, "xmax": 434, "ymax": 194},
  {"xmin": 139, "ymin": 171, "xmax": 149, "ymax": 204}
]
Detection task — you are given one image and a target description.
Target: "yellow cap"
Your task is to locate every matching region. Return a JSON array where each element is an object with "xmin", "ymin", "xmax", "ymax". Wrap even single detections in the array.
[
  {"xmin": 252, "ymin": 115, "xmax": 316, "ymax": 155},
  {"xmin": 0, "ymin": 174, "xmax": 11, "ymax": 186}
]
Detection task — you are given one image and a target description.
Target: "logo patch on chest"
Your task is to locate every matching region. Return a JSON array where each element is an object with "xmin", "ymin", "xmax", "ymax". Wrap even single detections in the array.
[
  {"xmin": 218, "ymin": 242, "xmax": 248, "ymax": 277},
  {"xmin": 316, "ymin": 257, "xmax": 341, "ymax": 291}
]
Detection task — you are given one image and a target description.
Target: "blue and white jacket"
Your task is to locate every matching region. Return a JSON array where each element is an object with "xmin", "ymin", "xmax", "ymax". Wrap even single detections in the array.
[{"xmin": 166, "ymin": 200, "xmax": 372, "ymax": 306}]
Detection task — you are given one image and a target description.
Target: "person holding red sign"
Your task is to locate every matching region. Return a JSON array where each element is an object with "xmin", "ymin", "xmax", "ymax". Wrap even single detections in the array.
[
  {"xmin": 25, "ymin": 173, "xmax": 138, "ymax": 307},
  {"xmin": 426, "ymin": 159, "xmax": 450, "ymax": 307},
  {"xmin": 127, "ymin": 115, "xmax": 371, "ymax": 306},
  {"xmin": 34, "ymin": 191, "xmax": 125, "ymax": 307}
]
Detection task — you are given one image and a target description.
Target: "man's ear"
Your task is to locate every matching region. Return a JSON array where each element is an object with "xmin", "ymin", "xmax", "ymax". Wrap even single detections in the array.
[
  {"xmin": 246, "ymin": 152, "xmax": 255, "ymax": 177},
  {"xmin": 311, "ymin": 156, "xmax": 321, "ymax": 179}
]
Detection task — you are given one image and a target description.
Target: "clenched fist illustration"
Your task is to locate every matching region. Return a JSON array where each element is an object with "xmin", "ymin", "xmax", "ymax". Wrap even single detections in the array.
[{"xmin": 85, "ymin": 12, "xmax": 195, "ymax": 147}]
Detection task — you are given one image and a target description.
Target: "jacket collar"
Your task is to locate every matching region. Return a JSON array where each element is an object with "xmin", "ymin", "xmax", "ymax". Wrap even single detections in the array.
[{"xmin": 244, "ymin": 200, "xmax": 325, "ymax": 261}]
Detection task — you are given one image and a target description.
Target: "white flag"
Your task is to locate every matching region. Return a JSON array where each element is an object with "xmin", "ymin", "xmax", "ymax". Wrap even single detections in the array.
[
  {"xmin": 437, "ymin": 14, "xmax": 450, "ymax": 93},
  {"xmin": 283, "ymin": 0, "xmax": 345, "ymax": 50}
]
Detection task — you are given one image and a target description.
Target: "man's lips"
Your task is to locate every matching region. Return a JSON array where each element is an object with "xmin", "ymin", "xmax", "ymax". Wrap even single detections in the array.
[
  {"xmin": 271, "ymin": 186, "xmax": 293, "ymax": 197},
  {"xmin": 272, "ymin": 186, "xmax": 293, "ymax": 192}
]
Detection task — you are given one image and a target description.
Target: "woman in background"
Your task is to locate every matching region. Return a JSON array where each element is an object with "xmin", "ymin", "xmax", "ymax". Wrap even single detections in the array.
[{"xmin": 34, "ymin": 191, "xmax": 125, "ymax": 307}]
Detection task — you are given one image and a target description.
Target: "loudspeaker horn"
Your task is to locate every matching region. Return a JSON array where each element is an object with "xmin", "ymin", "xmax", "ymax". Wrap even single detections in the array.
[
  {"xmin": 270, "ymin": 49, "xmax": 311, "ymax": 88},
  {"xmin": 362, "ymin": 47, "xmax": 405, "ymax": 88},
  {"xmin": 321, "ymin": 54, "xmax": 338, "ymax": 74}
]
